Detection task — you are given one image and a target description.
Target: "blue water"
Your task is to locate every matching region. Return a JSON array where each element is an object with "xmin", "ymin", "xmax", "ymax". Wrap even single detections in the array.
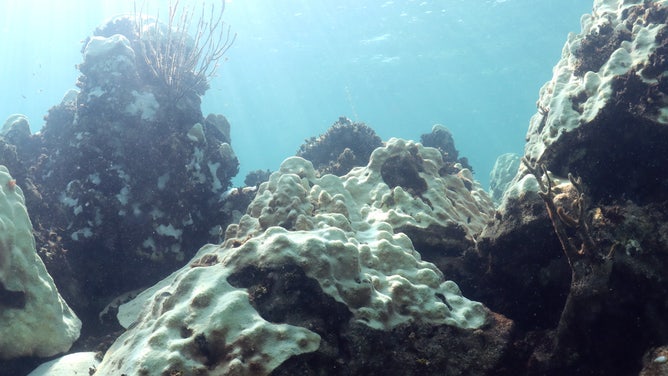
[{"xmin": 1, "ymin": 0, "xmax": 590, "ymax": 188}]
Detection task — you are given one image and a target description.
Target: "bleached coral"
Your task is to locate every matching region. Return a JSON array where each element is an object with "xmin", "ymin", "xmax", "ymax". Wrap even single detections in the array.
[
  {"xmin": 0, "ymin": 166, "xmax": 81, "ymax": 359},
  {"xmin": 525, "ymin": 0, "xmax": 668, "ymax": 163},
  {"xmin": 98, "ymin": 139, "xmax": 491, "ymax": 375}
]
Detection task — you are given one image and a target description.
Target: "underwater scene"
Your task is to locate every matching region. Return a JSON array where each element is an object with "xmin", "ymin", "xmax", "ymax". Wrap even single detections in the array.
[{"xmin": 1, "ymin": 0, "xmax": 668, "ymax": 375}]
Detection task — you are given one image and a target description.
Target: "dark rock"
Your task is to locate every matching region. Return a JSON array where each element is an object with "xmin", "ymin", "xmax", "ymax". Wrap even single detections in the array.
[
  {"xmin": 420, "ymin": 124, "xmax": 472, "ymax": 173},
  {"xmin": 297, "ymin": 117, "xmax": 382, "ymax": 176}
]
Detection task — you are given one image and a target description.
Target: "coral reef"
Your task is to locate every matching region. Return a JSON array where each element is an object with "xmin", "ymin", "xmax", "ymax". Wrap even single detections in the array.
[
  {"xmin": 243, "ymin": 168, "xmax": 272, "ymax": 187},
  {"xmin": 297, "ymin": 117, "xmax": 383, "ymax": 176},
  {"xmin": 0, "ymin": 14, "xmax": 240, "ymax": 342},
  {"xmin": 0, "ymin": 166, "xmax": 81, "ymax": 360},
  {"xmin": 5, "ymin": 0, "xmax": 668, "ymax": 375},
  {"xmin": 524, "ymin": 0, "xmax": 668, "ymax": 204},
  {"xmin": 96, "ymin": 139, "xmax": 506, "ymax": 375},
  {"xmin": 472, "ymin": 1, "xmax": 668, "ymax": 375},
  {"xmin": 419, "ymin": 124, "xmax": 472, "ymax": 173},
  {"xmin": 522, "ymin": 161, "xmax": 616, "ymax": 371}
]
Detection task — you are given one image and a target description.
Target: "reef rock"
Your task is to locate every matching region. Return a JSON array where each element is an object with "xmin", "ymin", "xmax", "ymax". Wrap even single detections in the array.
[
  {"xmin": 297, "ymin": 117, "xmax": 383, "ymax": 176},
  {"xmin": 476, "ymin": 1, "xmax": 668, "ymax": 375},
  {"xmin": 420, "ymin": 124, "xmax": 473, "ymax": 173},
  {"xmin": 6, "ymin": 15, "xmax": 240, "ymax": 323},
  {"xmin": 0, "ymin": 166, "xmax": 81, "ymax": 359},
  {"xmin": 97, "ymin": 138, "xmax": 508, "ymax": 376},
  {"xmin": 523, "ymin": 0, "xmax": 668, "ymax": 204}
]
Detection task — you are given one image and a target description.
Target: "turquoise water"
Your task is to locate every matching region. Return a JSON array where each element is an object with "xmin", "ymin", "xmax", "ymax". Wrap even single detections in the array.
[{"xmin": 1, "ymin": 0, "xmax": 590, "ymax": 188}]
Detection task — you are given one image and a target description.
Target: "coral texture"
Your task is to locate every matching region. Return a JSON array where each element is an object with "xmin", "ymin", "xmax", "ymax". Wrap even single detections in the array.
[
  {"xmin": 0, "ymin": 166, "xmax": 81, "ymax": 359},
  {"xmin": 98, "ymin": 139, "xmax": 504, "ymax": 375}
]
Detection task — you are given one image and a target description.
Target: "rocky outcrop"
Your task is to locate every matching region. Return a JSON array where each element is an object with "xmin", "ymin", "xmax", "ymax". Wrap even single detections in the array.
[
  {"xmin": 477, "ymin": 1, "xmax": 668, "ymax": 374},
  {"xmin": 0, "ymin": 15, "xmax": 241, "ymax": 330}
]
